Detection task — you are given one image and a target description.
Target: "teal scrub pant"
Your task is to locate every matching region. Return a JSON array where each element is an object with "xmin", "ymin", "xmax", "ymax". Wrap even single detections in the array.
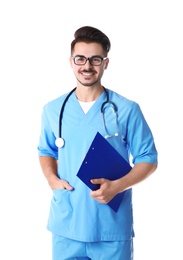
[{"xmin": 52, "ymin": 234, "xmax": 133, "ymax": 260}]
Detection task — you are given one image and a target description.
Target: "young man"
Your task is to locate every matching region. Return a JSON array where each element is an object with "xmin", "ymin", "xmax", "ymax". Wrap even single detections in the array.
[{"xmin": 38, "ymin": 26, "xmax": 158, "ymax": 260}]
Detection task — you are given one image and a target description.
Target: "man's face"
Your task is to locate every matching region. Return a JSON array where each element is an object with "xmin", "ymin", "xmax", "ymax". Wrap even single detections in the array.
[{"xmin": 70, "ymin": 42, "xmax": 109, "ymax": 87}]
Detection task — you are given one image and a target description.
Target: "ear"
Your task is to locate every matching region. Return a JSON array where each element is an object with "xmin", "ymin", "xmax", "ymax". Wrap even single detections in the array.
[
  {"xmin": 69, "ymin": 57, "xmax": 73, "ymax": 68},
  {"xmin": 104, "ymin": 58, "xmax": 109, "ymax": 69}
]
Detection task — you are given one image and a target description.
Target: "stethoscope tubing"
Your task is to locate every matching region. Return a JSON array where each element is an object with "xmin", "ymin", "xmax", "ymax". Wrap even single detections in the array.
[
  {"xmin": 58, "ymin": 87, "xmax": 76, "ymax": 140},
  {"xmin": 55, "ymin": 87, "xmax": 117, "ymax": 147}
]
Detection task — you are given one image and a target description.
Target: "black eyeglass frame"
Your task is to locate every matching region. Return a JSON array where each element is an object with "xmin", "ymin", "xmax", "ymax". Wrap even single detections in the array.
[{"xmin": 72, "ymin": 55, "xmax": 108, "ymax": 66}]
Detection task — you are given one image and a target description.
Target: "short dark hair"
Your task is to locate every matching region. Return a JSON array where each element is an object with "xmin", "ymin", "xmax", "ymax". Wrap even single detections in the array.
[{"xmin": 71, "ymin": 26, "xmax": 111, "ymax": 56}]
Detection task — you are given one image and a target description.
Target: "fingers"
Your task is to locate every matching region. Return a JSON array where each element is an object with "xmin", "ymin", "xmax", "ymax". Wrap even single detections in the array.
[
  {"xmin": 90, "ymin": 189, "xmax": 112, "ymax": 204},
  {"xmin": 90, "ymin": 179, "xmax": 112, "ymax": 204},
  {"xmin": 90, "ymin": 178, "xmax": 105, "ymax": 185},
  {"xmin": 59, "ymin": 180, "xmax": 74, "ymax": 190}
]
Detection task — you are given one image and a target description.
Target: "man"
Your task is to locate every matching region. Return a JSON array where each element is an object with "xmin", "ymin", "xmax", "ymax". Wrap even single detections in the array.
[{"xmin": 37, "ymin": 26, "xmax": 158, "ymax": 260}]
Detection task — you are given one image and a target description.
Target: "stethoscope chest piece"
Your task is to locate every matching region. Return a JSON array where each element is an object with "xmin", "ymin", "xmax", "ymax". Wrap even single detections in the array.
[{"xmin": 55, "ymin": 137, "xmax": 65, "ymax": 148}]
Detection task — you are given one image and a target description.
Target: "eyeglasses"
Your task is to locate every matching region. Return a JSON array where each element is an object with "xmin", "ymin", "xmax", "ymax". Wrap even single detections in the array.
[{"xmin": 72, "ymin": 55, "xmax": 108, "ymax": 66}]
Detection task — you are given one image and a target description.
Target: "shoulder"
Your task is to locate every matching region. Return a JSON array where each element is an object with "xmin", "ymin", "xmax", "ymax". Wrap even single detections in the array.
[
  {"xmin": 106, "ymin": 89, "xmax": 145, "ymax": 122},
  {"xmin": 43, "ymin": 92, "xmax": 70, "ymax": 112},
  {"xmin": 107, "ymin": 88, "xmax": 139, "ymax": 109}
]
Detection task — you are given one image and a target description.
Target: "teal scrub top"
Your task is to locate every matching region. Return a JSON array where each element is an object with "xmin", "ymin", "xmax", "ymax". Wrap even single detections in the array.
[{"xmin": 37, "ymin": 89, "xmax": 158, "ymax": 242}]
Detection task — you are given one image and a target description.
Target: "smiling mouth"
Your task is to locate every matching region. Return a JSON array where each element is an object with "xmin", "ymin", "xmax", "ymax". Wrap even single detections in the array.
[
  {"xmin": 82, "ymin": 73, "xmax": 93, "ymax": 77},
  {"xmin": 81, "ymin": 70, "xmax": 95, "ymax": 76}
]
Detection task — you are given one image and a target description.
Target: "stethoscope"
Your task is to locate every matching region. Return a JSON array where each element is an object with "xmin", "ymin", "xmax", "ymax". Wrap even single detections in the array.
[{"xmin": 55, "ymin": 87, "xmax": 118, "ymax": 148}]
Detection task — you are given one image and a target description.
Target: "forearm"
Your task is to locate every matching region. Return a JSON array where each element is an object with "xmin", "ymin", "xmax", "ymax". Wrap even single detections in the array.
[
  {"xmin": 90, "ymin": 162, "xmax": 157, "ymax": 204},
  {"xmin": 116, "ymin": 162, "xmax": 157, "ymax": 193},
  {"xmin": 39, "ymin": 156, "xmax": 74, "ymax": 190},
  {"xmin": 39, "ymin": 156, "xmax": 59, "ymax": 187}
]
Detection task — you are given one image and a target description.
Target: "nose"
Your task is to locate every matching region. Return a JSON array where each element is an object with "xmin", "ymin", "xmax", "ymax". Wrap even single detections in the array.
[{"xmin": 84, "ymin": 58, "xmax": 93, "ymax": 67}]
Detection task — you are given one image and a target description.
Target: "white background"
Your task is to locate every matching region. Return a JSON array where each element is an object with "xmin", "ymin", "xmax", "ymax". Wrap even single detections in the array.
[{"xmin": 0, "ymin": 0, "xmax": 182, "ymax": 259}]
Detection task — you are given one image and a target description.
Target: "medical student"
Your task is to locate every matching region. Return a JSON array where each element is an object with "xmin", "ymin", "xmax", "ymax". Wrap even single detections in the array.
[{"xmin": 37, "ymin": 26, "xmax": 158, "ymax": 260}]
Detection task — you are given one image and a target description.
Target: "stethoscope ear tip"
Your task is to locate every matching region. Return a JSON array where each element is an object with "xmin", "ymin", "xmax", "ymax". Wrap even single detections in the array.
[{"xmin": 55, "ymin": 138, "xmax": 65, "ymax": 148}]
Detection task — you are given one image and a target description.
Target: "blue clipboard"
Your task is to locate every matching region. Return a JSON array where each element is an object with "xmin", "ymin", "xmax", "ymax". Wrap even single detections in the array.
[{"xmin": 76, "ymin": 132, "xmax": 132, "ymax": 212}]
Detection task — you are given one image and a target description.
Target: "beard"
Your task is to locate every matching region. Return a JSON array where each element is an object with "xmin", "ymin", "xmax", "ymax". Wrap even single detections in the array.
[
  {"xmin": 77, "ymin": 78, "xmax": 100, "ymax": 87},
  {"xmin": 76, "ymin": 69, "xmax": 101, "ymax": 87}
]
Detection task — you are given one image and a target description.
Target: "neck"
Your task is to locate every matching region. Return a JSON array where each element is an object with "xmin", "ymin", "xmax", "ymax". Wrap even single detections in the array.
[{"xmin": 75, "ymin": 86, "xmax": 104, "ymax": 102}]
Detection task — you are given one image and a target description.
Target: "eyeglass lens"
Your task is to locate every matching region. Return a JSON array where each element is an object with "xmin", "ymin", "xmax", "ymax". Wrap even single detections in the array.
[{"xmin": 73, "ymin": 56, "xmax": 104, "ymax": 66}]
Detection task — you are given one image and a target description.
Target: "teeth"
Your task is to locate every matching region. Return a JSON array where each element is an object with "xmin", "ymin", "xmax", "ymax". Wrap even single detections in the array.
[{"xmin": 82, "ymin": 72, "xmax": 93, "ymax": 76}]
